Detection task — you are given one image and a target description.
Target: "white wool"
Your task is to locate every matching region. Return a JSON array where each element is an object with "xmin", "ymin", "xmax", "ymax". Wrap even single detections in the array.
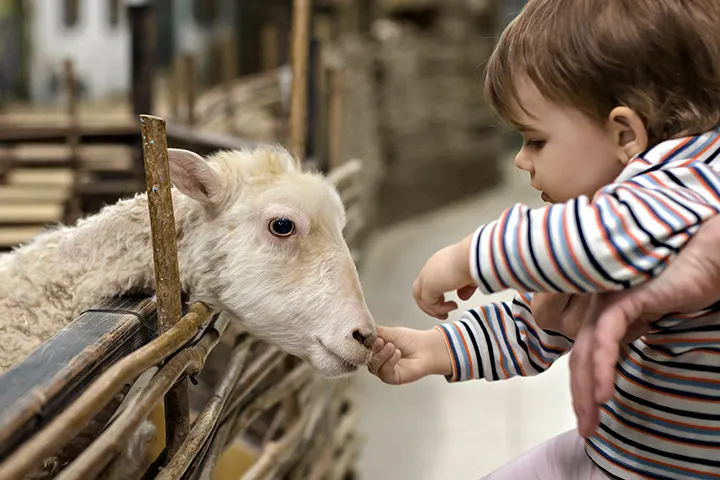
[{"xmin": 0, "ymin": 145, "xmax": 376, "ymax": 377}]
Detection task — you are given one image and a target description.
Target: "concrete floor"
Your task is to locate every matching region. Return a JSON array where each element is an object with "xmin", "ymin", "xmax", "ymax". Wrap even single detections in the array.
[{"xmin": 354, "ymin": 160, "xmax": 577, "ymax": 479}]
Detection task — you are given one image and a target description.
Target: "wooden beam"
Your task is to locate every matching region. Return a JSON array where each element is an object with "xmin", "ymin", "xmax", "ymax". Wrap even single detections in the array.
[
  {"xmin": 289, "ymin": 0, "xmax": 312, "ymax": 162},
  {"xmin": 0, "ymin": 297, "xmax": 156, "ymax": 462}
]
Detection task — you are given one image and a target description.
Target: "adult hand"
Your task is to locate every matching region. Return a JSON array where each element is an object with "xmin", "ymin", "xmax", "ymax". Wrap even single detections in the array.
[{"xmin": 571, "ymin": 214, "xmax": 720, "ymax": 438}]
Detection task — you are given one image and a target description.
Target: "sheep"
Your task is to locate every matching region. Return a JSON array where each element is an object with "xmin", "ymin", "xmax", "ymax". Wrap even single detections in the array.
[{"xmin": 0, "ymin": 145, "xmax": 378, "ymax": 378}]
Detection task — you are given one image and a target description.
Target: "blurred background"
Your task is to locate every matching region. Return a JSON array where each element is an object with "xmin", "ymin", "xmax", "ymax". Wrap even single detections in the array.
[{"xmin": 0, "ymin": 0, "xmax": 574, "ymax": 478}]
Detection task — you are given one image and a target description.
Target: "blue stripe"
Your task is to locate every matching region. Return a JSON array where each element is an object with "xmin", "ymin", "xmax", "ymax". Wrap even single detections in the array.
[
  {"xmin": 481, "ymin": 305, "xmax": 513, "ymax": 377},
  {"xmin": 512, "ymin": 314, "xmax": 567, "ymax": 360},
  {"xmin": 617, "ymin": 362, "xmax": 720, "ymax": 401},
  {"xmin": 693, "ymin": 166, "xmax": 720, "ymax": 202},
  {"xmin": 626, "ymin": 181, "xmax": 690, "ymax": 230},
  {"xmin": 488, "ymin": 304, "xmax": 523, "ymax": 376},
  {"xmin": 609, "ymin": 400, "xmax": 720, "ymax": 440},
  {"xmin": 660, "ymin": 135, "xmax": 699, "ymax": 164},
  {"xmin": 473, "ymin": 224, "xmax": 494, "ymax": 292},
  {"xmin": 547, "ymin": 203, "xmax": 594, "ymax": 290},
  {"xmin": 500, "ymin": 207, "xmax": 538, "ymax": 291},
  {"xmin": 621, "ymin": 353, "xmax": 720, "ymax": 390},
  {"xmin": 586, "ymin": 438, "xmax": 681, "ymax": 480},
  {"xmin": 595, "ymin": 195, "xmax": 648, "ymax": 276},
  {"xmin": 439, "ymin": 325, "xmax": 463, "ymax": 381}
]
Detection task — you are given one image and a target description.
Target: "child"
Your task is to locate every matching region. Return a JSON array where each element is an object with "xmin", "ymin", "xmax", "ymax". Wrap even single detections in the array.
[{"xmin": 369, "ymin": 0, "xmax": 720, "ymax": 478}]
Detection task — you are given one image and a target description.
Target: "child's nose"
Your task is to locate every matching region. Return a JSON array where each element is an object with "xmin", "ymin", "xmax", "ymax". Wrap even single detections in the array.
[{"xmin": 514, "ymin": 150, "xmax": 534, "ymax": 173}]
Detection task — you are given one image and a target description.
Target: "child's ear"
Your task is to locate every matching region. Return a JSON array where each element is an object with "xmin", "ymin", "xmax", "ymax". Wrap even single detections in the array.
[
  {"xmin": 167, "ymin": 148, "xmax": 222, "ymax": 206},
  {"xmin": 607, "ymin": 107, "xmax": 649, "ymax": 165}
]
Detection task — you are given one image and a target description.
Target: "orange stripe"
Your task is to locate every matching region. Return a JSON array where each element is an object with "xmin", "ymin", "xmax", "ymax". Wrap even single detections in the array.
[
  {"xmin": 495, "ymin": 306, "xmax": 526, "ymax": 376},
  {"xmin": 613, "ymin": 395, "xmax": 720, "ymax": 433},
  {"xmin": 606, "ymin": 199, "xmax": 663, "ymax": 266},
  {"xmin": 621, "ymin": 349, "xmax": 720, "ymax": 385},
  {"xmin": 485, "ymin": 221, "xmax": 504, "ymax": 289},
  {"xmin": 483, "ymin": 305, "xmax": 510, "ymax": 378},
  {"xmin": 495, "ymin": 209, "xmax": 527, "ymax": 289},
  {"xmin": 514, "ymin": 208, "xmax": 544, "ymax": 289},
  {"xmin": 615, "ymin": 186, "xmax": 675, "ymax": 238},
  {"xmin": 558, "ymin": 203, "xmax": 605, "ymax": 290},
  {"xmin": 435, "ymin": 326, "xmax": 458, "ymax": 381},
  {"xmin": 616, "ymin": 368, "xmax": 720, "ymax": 403},
  {"xmin": 594, "ymin": 431, "xmax": 720, "ymax": 478},
  {"xmin": 601, "ymin": 405, "xmax": 719, "ymax": 450},
  {"xmin": 451, "ymin": 323, "xmax": 474, "ymax": 380},
  {"xmin": 541, "ymin": 207, "xmax": 573, "ymax": 289}
]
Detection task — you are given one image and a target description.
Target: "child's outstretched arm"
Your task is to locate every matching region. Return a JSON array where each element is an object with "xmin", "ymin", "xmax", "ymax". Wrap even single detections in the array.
[
  {"xmin": 370, "ymin": 293, "xmax": 573, "ymax": 384},
  {"xmin": 416, "ymin": 148, "xmax": 720, "ymax": 318}
]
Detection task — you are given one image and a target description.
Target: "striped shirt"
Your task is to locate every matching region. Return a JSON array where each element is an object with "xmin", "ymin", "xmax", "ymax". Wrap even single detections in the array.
[{"xmin": 437, "ymin": 127, "xmax": 720, "ymax": 479}]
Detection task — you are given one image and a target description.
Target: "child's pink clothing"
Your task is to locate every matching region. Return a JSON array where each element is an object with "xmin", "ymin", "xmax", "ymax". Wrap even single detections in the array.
[{"xmin": 483, "ymin": 430, "xmax": 608, "ymax": 480}]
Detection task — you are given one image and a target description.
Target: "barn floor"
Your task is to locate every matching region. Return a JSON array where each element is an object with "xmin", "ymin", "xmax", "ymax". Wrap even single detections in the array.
[{"xmin": 354, "ymin": 156, "xmax": 577, "ymax": 479}]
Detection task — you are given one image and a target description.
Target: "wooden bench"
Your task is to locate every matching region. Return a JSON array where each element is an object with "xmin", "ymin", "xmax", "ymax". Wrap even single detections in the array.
[{"xmin": 10, "ymin": 144, "xmax": 134, "ymax": 172}]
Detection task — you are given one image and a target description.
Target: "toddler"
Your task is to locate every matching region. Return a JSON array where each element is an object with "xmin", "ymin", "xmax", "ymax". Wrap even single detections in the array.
[{"xmin": 370, "ymin": 0, "xmax": 720, "ymax": 478}]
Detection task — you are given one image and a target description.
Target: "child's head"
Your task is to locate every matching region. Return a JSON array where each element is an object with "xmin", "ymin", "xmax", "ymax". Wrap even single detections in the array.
[{"xmin": 485, "ymin": 0, "xmax": 720, "ymax": 203}]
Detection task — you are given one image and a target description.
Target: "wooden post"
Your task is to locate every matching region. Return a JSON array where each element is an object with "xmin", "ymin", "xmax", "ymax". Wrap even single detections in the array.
[
  {"xmin": 327, "ymin": 66, "xmax": 343, "ymax": 171},
  {"xmin": 221, "ymin": 30, "xmax": 237, "ymax": 134},
  {"xmin": 64, "ymin": 58, "xmax": 82, "ymax": 224},
  {"xmin": 139, "ymin": 114, "xmax": 189, "ymax": 462},
  {"xmin": 128, "ymin": 1, "xmax": 156, "ymax": 116},
  {"xmin": 169, "ymin": 55, "xmax": 180, "ymax": 121},
  {"xmin": 289, "ymin": 0, "xmax": 312, "ymax": 162},
  {"xmin": 260, "ymin": 22, "xmax": 279, "ymax": 72},
  {"xmin": 183, "ymin": 54, "xmax": 197, "ymax": 127}
]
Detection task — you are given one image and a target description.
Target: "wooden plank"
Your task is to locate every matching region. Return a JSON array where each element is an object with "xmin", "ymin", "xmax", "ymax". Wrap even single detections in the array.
[
  {"xmin": 0, "ymin": 204, "xmax": 64, "ymax": 223},
  {"xmin": 0, "ymin": 186, "xmax": 70, "ymax": 203},
  {"xmin": 0, "ymin": 297, "xmax": 157, "ymax": 462},
  {"xmin": 0, "ymin": 226, "xmax": 45, "ymax": 247},
  {"xmin": 6, "ymin": 168, "xmax": 75, "ymax": 187},
  {"xmin": 11, "ymin": 144, "xmax": 134, "ymax": 172}
]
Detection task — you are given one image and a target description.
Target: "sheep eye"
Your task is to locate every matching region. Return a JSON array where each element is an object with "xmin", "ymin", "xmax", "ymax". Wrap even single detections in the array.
[{"xmin": 268, "ymin": 217, "xmax": 295, "ymax": 237}]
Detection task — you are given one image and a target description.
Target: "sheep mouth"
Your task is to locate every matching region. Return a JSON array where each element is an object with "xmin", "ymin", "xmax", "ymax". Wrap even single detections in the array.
[{"xmin": 317, "ymin": 339, "xmax": 360, "ymax": 373}]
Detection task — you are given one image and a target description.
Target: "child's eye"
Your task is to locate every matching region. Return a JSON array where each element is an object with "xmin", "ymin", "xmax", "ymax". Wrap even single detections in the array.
[{"xmin": 524, "ymin": 139, "xmax": 546, "ymax": 149}]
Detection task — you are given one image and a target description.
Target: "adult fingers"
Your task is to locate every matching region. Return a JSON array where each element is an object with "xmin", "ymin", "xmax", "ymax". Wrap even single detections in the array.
[
  {"xmin": 592, "ymin": 292, "xmax": 644, "ymax": 403},
  {"xmin": 570, "ymin": 297, "xmax": 603, "ymax": 438}
]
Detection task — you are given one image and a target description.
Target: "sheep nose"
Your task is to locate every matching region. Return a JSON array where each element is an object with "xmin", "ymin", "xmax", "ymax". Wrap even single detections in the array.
[{"xmin": 352, "ymin": 328, "xmax": 376, "ymax": 350}]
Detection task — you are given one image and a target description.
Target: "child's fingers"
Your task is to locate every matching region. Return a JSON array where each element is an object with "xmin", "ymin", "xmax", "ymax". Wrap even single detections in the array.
[
  {"xmin": 457, "ymin": 285, "xmax": 476, "ymax": 301},
  {"xmin": 378, "ymin": 349, "xmax": 402, "ymax": 382},
  {"xmin": 368, "ymin": 342, "xmax": 396, "ymax": 377},
  {"xmin": 372, "ymin": 337, "xmax": 385, "ymax": 355}
]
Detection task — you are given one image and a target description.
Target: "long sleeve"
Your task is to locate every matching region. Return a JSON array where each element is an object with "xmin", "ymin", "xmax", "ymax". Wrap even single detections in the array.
[
  {"xmin": 470, "ymin": 160, "xmax": 720, "ymax": 295},
  {"xmin": 436, "ymin": 293, "xmax": 573, "ymax": 382}
]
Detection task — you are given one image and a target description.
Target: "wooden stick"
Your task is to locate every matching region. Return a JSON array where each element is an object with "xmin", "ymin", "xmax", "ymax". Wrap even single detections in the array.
[
  {"xmin": 221, "ymin": 30, "xmax": 237, "ymax": 134},
  {"xmin": 327, "ymin": 66, "xmax": 344, "ymax": 171},
  {"xmin": 0, "ymin": 303, "xmax": 211, "ymax": 480},
  {"xmin": 155, "ymin": 336, "xmax": 254, "ymax": 480},
  {"xmin": 289, "ymin": 0, "xmax": 312, "ymax": 162},
  {"xmin": 229, "ymin": 363, "xmax": 313, "ymax": 439},
  {"xmin": 63, "ymin": 58, "xmax": 82, "ymax": 224},
  {"xmin": 140, "ymin": 113, "xmax": 189, "ymax": 461},
  {"xmin": 260, "ymin": 23, "xmax": 279, "ymax": 72},
  {"xmin": 183, "ymin": 55, "xmax": 197, "ymax": 127},
  {"xmin": 55, "ymin": 314, "xmax": 230, "ymax": 480}
]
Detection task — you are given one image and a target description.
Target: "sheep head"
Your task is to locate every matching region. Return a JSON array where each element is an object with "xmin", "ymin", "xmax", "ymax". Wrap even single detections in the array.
[{"xmin": 167, "ymin": 146, "xmax": 377, "ymax": 378}]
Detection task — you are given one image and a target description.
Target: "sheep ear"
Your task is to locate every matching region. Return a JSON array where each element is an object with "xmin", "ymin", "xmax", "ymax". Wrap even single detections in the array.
[
  {"xmin": 325, "ymin": 158, "xmax": 363, "ymax": 187},
  {"xmin": 167, "ymin": 148, "xmax": 221, "ymax": 205}
]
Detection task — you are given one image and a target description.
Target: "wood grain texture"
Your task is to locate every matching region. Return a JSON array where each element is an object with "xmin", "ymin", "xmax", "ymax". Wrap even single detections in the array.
[{"xmin": 0, "ymin": 296, "xmax": 156, "ymax": 462}]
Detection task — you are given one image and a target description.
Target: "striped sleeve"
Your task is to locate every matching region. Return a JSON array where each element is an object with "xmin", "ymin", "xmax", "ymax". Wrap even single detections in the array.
[
  {"xmin": 435, "ymin": 293, "xmax": 573, "ymax": 382},
  {"xmin": 470, "ymin": 162, "xmax": 720, "ymax": 294}
]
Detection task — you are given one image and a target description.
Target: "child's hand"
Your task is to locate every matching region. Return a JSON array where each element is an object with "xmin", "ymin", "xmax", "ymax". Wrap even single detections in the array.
[
  {"xmin": 368, "ymin": 325, "xmax": 452, "ymax": 385},
  {"xmin": 413, "ymin": 235, "xmax": 476, "ymax": 319}
]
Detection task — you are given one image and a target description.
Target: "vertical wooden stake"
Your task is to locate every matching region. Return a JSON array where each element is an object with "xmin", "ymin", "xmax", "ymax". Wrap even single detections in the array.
[
  {"xmin": 222, "ymin": 30, "xmax": 237, "ymax": 134},
  {"xmin": 183, "ymin": 54, "xmax": 197, "ymax": 127},
  {"xmin": 289, "ymin": 0, "xmax": 312, "ymax": 162},
  {"xmin": 260, "ymin": 22, "xmax": 279, "ymax": 72},
  {"xmin": 327, "ymin": 66, "xmax": 344, "ymax": 171},
  {"xmin": 139, "ymin": 113, "xmax": 189, "ymax": 461},
  {"xmin": 64, "ymin": 58, "xmax": 82, "ymax": 224},
  {"xmin": 169, "ymin": 55, "xmax": 180, "ymax": 121}
]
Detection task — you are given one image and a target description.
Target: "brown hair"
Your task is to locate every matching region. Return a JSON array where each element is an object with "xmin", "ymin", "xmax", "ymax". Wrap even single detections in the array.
[{"xmin": 484, "ymin": 0, "xmax": 720, "ymax": 146}]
